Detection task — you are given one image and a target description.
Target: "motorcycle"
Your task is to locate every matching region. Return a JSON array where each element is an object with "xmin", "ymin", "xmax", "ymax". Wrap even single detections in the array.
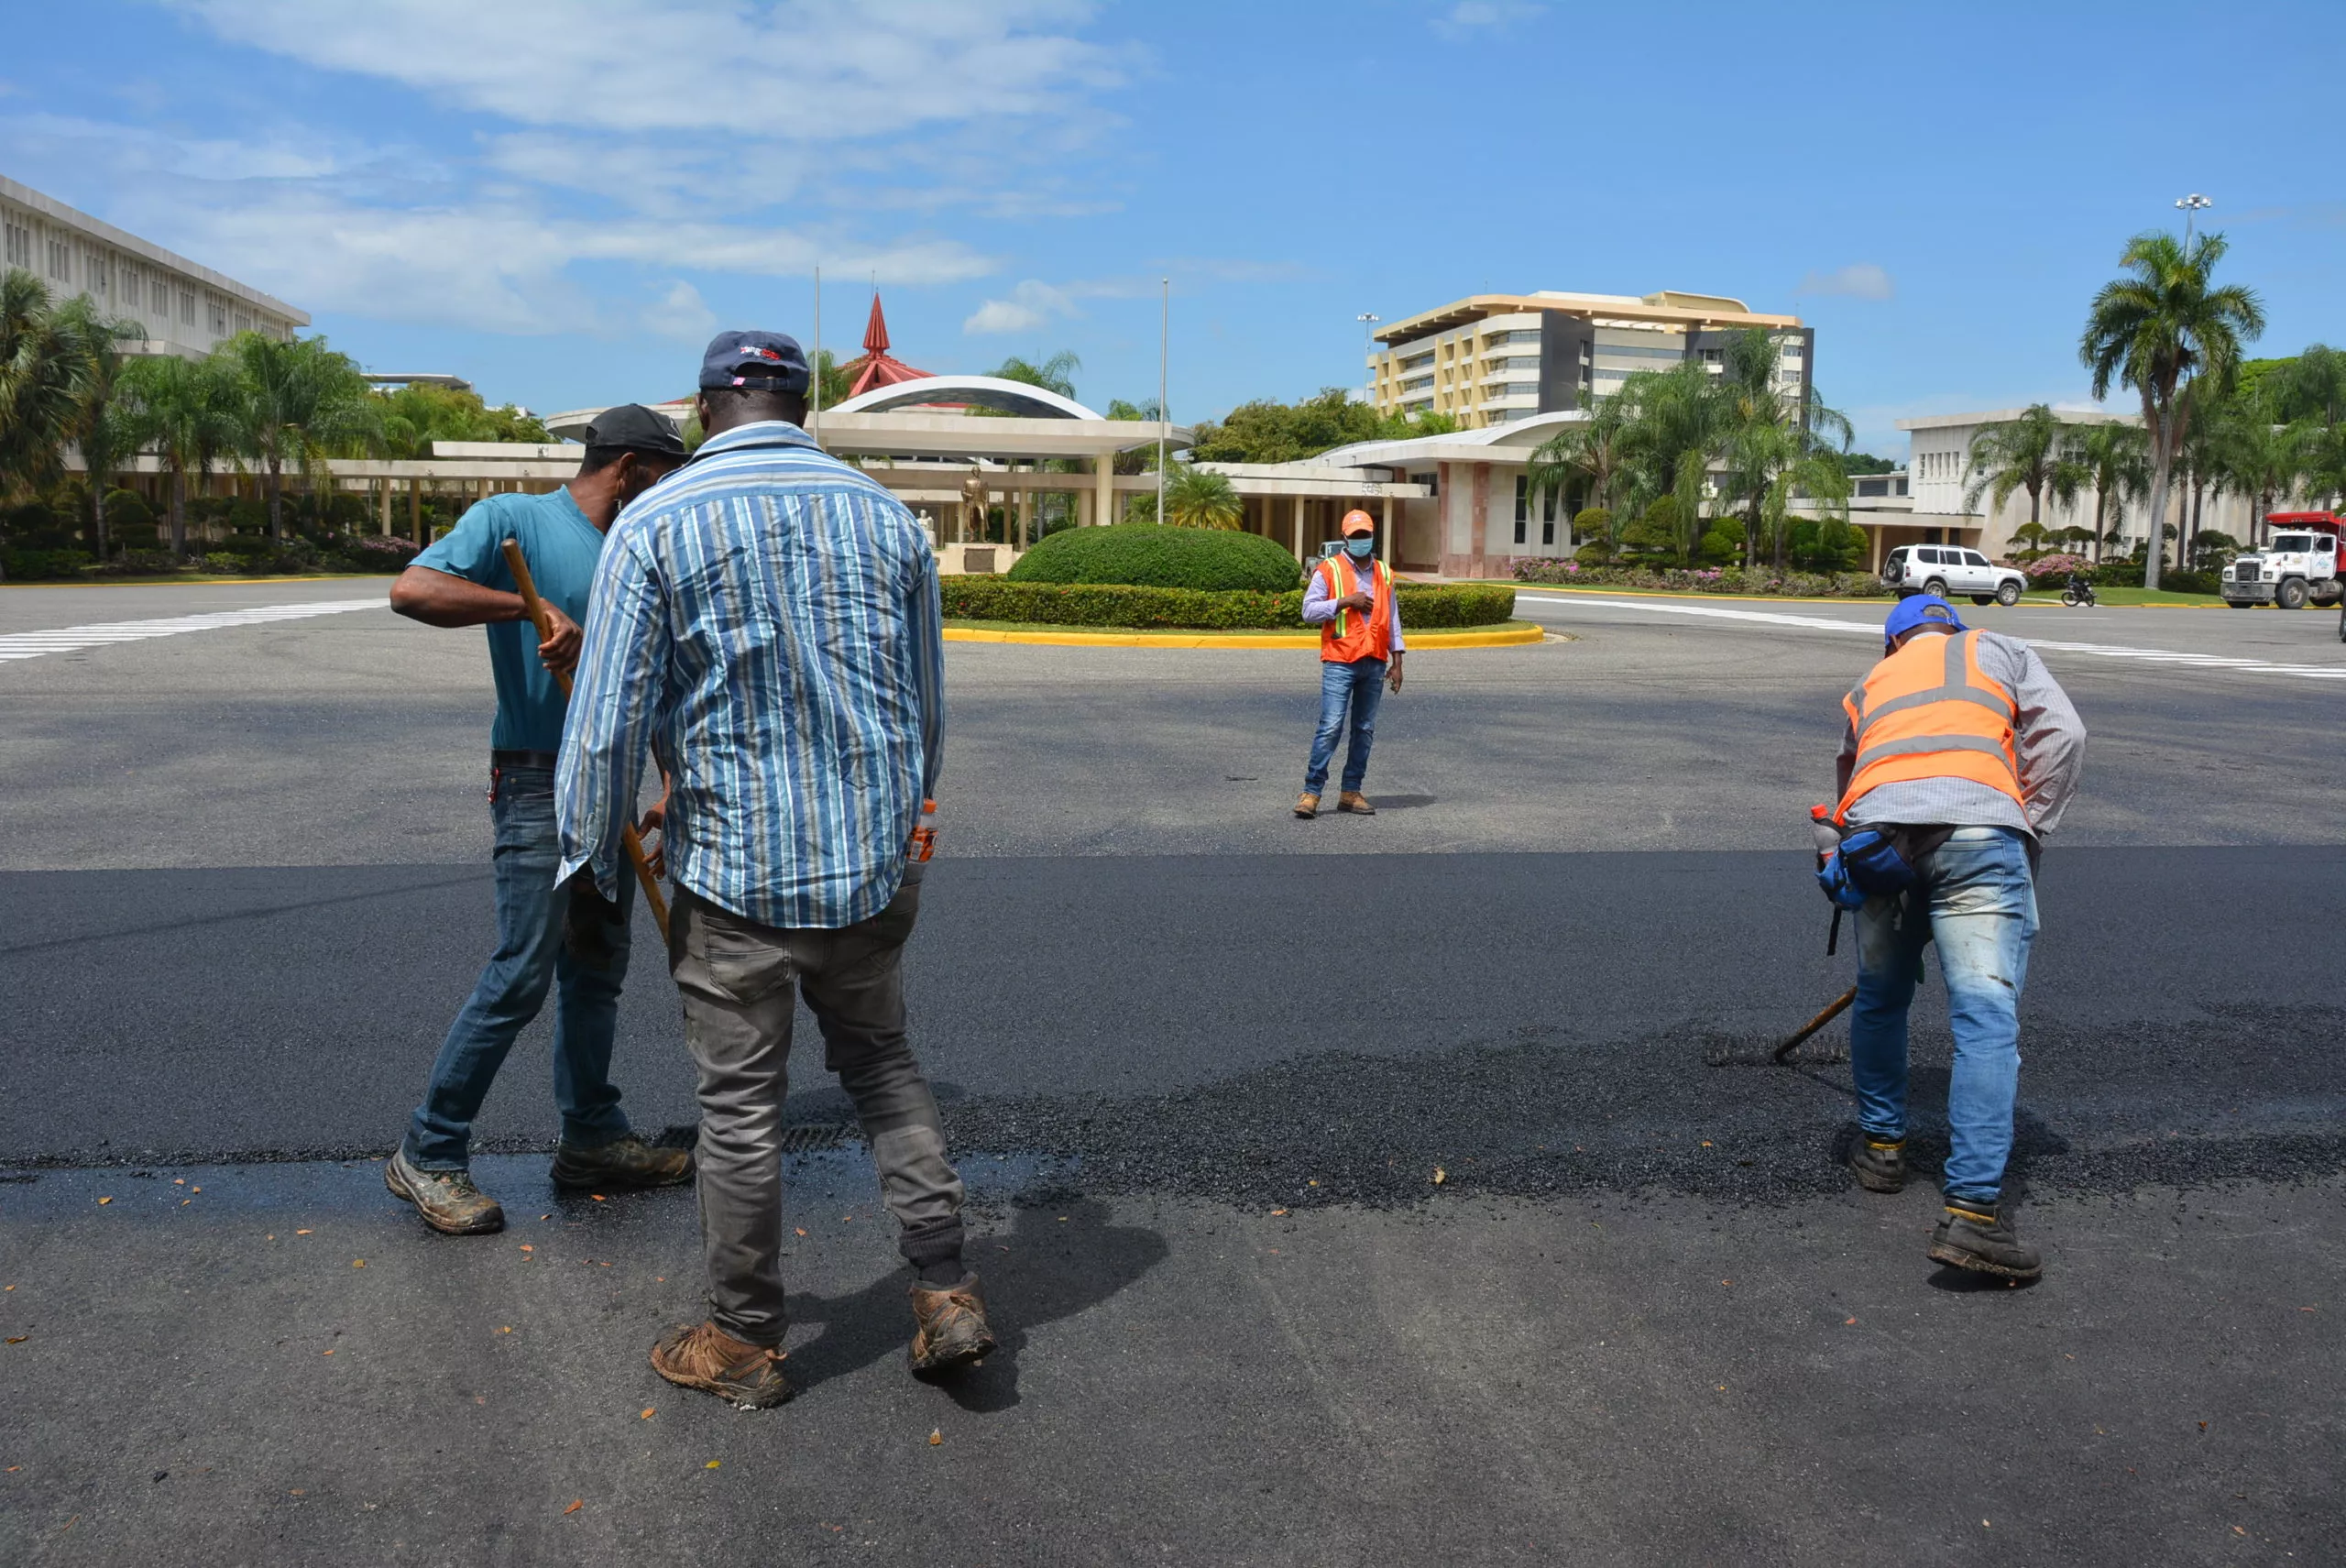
[{"xmin": 2059, "ymin": 583, "xmax": 2099, "ymax": 608}]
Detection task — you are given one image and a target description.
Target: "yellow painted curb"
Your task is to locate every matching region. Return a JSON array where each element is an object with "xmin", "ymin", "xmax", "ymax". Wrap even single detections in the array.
[{"xmin": 943, "ymin": 621, "xmax": 1544, "ymax": 650}]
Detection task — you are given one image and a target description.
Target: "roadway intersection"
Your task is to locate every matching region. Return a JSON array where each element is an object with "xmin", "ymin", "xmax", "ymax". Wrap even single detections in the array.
[{"xmin": 2, "ymin": 579, "xmax": 2340, "ymax": 1565}]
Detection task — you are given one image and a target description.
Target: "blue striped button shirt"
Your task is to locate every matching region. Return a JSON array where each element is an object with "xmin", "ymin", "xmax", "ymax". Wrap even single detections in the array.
[{"xmin": 555, "ymin": 420, "xmax": 944, "ymax": 930}]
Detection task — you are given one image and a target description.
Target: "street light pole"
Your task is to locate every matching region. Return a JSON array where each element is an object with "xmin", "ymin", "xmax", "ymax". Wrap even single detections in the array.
[
  {"xmin": 1157, "ymin": 277, "xmax": 1168, "ymax": 527},
  {"xmin": 2175, "ymin": 192, "xmax": 2211, "ymax": 247},
  {"xmin": 1356, "ymin": 312, "xmax": 1381, "ymax": 402}
]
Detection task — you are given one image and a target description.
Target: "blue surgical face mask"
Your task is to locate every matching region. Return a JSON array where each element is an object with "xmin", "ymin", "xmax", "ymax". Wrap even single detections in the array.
[{"xmin": 1344, "ymin": 536, "xmax": 1375, "ymax": 559}]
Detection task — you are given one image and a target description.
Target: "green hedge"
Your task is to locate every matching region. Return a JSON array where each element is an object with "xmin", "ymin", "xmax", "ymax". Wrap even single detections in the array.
[
  {"xmin": 1005, "ymin": 522, "xmax": 1305, "ymax": 592},
  {"xmin": 941, "ymin": 577, "xmax": 1515, "ymax": 630}
]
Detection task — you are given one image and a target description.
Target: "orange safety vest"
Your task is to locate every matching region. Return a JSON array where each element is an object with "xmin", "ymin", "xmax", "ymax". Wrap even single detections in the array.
[
  {"xmin": 1317, "ymin": 554, "xmax": 1394, "ymax": 663},
  {"xmin": 1835, "ymin": 629, "xmax": 2025, "ymax": 825}
]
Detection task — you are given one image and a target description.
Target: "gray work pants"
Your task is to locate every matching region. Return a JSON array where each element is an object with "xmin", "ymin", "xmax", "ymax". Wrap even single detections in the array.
[{"xmin": 667, "ymin": 880, "xmax": 964, "ymax": 1347}]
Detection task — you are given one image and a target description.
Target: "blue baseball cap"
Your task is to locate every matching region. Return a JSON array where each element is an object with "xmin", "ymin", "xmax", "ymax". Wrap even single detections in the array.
[
  {"xmin": 1883, "ymin": 594, "xmax": 1967, "ymax": 650},
  {"xmin": 698, "ymin": 330, "xmax": 810, "ymax": 394}
]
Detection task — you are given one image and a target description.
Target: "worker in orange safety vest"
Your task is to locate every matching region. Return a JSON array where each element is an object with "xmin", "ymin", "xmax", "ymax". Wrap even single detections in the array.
[{"xmin": 1295, "ymin": 510, "xmax": 1405, "ymax": 819}]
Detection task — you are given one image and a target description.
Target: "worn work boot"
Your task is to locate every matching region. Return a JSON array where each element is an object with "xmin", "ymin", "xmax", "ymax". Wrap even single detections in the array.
[
  {"xmin": 384, "ymin": 1146, "xmax": 504, "ymax": 1236},
  {"xmin": 1293, "ymin": 792, "xmax": 1320, "ymax": 820},
  {"xmin": 909, "ymin": 1273, "xmax": 997, "ymax": 1377},
  {"xmin": 550, "ymin": 1134, "xmax": 694, "ymax": 1190},
  {"xmin": 1847, "ymin": 1133, "xmax": 1907, "ymax": 1193},
  {"xmin": 1929, "ymin": 1199, "xmax": 2043, "ymax": 1282},
  {"xmin": 651, "ymin": 1321, "xmax": 795, "ymax": 1409},
  {"xmin": 1337, "ymin": 791, "xmax": 1376, "ymax": 816}
]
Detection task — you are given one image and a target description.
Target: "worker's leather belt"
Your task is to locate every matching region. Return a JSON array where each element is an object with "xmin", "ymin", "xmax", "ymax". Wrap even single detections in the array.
[{"xmin": 490, "ymin": 749, "xmax": 562, "ymax": 770}]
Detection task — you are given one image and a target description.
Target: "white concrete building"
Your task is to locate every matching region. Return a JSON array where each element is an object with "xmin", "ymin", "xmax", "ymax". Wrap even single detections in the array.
[{"xmin": 1, "ymin": 174, "xmax": 306, "ymax": 356}]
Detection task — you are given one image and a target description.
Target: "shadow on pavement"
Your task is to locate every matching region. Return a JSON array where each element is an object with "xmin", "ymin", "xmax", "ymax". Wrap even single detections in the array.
[{"xmin": 780, "ymin": 1198, "xmax": 1168, "ymax": 1411}]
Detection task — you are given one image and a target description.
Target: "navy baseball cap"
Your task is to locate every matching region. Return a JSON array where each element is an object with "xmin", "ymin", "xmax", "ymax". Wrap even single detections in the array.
[
  {"xmin": 698, "ymin": 330, "xmax": 810, "ymax": 394},
  {"xmin": 1883, "ymin": 593, "xmax": 1967, "ymax": 650}
]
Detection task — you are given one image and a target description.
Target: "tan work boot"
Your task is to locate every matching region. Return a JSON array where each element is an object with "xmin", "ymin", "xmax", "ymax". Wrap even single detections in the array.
[
  {"xmin": 550, "ymin": 1134, "xmax": 693, "ymax": 1190},
  {"xmin": 909, "ymin": 1274, "xmax": 997, "ymax": 1377},
  {"xmin": 651, "ymin": 1321, "xmax": 795, "ymax": 1409},
  {"xmin": 384, "ymin": 1145, "xmax": 505, "ymax": 1235},
  {"xmin": 1338, "ymin": 791, "xmax": 1376, "ymax": 815},
  {"xmin": 1293, "ymin": 792, "xmax": 1320, "ymax": 819}
]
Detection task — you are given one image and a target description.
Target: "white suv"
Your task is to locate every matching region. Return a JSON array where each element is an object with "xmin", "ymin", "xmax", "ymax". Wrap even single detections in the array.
[{"xmin": 1882, "ymin": 544, "xmax": 2024, "ymax": 607}]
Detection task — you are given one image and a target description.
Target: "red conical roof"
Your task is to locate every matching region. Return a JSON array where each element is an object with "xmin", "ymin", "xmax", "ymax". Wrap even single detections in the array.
[
  {"xmin": 842, "ymin": 290, "xmax": 934, "ymax": 399},
  {"xmin": 862, "ymin": 293, "xmax": 891, "ymax": 356}
]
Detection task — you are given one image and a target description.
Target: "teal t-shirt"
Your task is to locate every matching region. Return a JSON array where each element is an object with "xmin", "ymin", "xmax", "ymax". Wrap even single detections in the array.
[{"xmin": 411, "ymin": 488, "xmax": 608, "ymax": 753}]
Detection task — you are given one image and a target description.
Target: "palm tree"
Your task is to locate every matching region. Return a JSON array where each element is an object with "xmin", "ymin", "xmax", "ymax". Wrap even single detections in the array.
[
  {"xmin": 1162, "ymin": 464, "xmax": 1243, "ymax": 529},
  {"xmin": 0, "ymin": 269, "xmax": 107, "ymax": 503},
  {"xmin": 992, "ymin": 351, "xmax": 1080, "ymax": 401},
  {"xmin": 2063, "ymin": 422, "xmax": 2148, "ymax": 562},
  {"xmin": 121, "ymin": 352, "xmax": 240, "ymax": 560},
  {"xmin": 1708, "ymin": 330, "xmax": 1854, "ymax": 567},
  {"xmin": 1525, "ymin": 390, "xmax": 1631, "ymax": 556},
  {"xmin": 1962, "ymin": 404, "xmax": 2087, "ymax": 549},
  {"xmin": 2080, "ymin": 230, "xmax": 2265, "ymax": 588},
  {"xmin": 225, "ymin": 333, "xmax": 377, "ymax": 542},
  {"xmin": 78, "ymin": 345, "xmax": 148, "ymax": 560},
  {"xmin": 2219, "ymin": 413, "xmax": 2318, "ymax": 546}
]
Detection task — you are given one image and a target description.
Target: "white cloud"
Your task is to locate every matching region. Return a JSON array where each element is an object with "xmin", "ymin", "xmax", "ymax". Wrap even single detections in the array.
[
  {"xmin": 1432, "ymin": 2, "xmax": 1543, "ymax": 38},
  {"xmin": 643, "ymin": 280, "xmax": 716, "ymax": 342},
  {"xmin": 1798, "ymin": 263, "xmax": 1895, "ymax": 301},
  {"xmin": 963, "ymin": 280, "xmax": 1076, "ymax": 334}
]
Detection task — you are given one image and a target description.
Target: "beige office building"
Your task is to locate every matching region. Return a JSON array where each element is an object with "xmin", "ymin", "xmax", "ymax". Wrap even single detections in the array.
[
  {"xmin": 1366, "ymin": 290, "xmax": 1811, "ymax": 430},
  {"xmin": 1, "ymin": 174, "xmax": 307, "ymax": 356}
]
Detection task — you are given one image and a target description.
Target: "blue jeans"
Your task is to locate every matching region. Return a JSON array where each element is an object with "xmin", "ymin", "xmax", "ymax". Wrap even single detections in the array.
[
  {"xmin": 1848, "ymin": 826, "xmax": 2038, "ymax": 1204},
  {"xmin": 1304, "ymin": 657, "xmax": 1387, "ymax": 794},
  {"xmin": 404, "ymin": 764, "xmax": 633, "ymax": 1169}
]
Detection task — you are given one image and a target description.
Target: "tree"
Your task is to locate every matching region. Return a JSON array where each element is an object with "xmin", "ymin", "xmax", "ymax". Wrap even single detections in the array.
[
  {"xmin": 1186, "ymin": 389, "xmax": 1453, "ymax": 465},
  {"xmin": 2217, "ymin": 411, "xmax": 2317, "ymax": 545},
  {"xmin": 2079, "ymin": 230, "xmax": 2265, "ymax": 588},
  {"xmin": 120, "ymin": 352, "xmax": 241, "ymax": 560},
  {"xmin": 1608, "ymin": 359, "xmax": 1722, "ymax": 565},
  {"xmin": 1963, "ymin": 404, "xmax": 2086, "ymax": 542},
  {"xmin": 0, "ymin": 269, "xmax": 109, "ymax": 502},
  {"xmin": 77, "ymin": 339, "xmax": 148, "ymax": 560},
  {"xmin": 1526, "ymin": 390, "xmax": 1632, "ymax": 557},
  {"xmin": 992, "ymin": 350, "xmax": 1080, "ymax": 401},
  {"xmin": 1160, "ymin": 464, "xmax": 1244, "ymax": 529},
  {"xmin": 225, "ymin": 333, "xmax": 378, "ymax": 543},
  {"xmin": 375, "ymin": 383, "xmax": 548, "ymax": 458},
  {"xmin": 1840, "ymin": 452, "xmax": 1898, "ymax": 476},
  {"xmin": 813, "ymin": 347, "xmax": 853, "ymax": 413},
  {"xmin": 2063, "ymin": 422, "xmax": 2148, "ymax": 562},
  {"xmin": 1708, "ymin": 329, "xmax": 1853, "ymax": 568}
]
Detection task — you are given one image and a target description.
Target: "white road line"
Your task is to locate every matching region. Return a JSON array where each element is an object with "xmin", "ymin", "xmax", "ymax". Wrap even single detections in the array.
[
  {"xmin": 0, "ymin": 599, "xmax": 386, "ymax": 663},
  {"xmin": 1515, "ymin": 594, "xmax": 2346, "ymax": 684}
]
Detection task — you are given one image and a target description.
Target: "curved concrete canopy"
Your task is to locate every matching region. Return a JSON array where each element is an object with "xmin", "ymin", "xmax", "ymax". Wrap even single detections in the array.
[{"xmin": 828, "ymin": 374, "xmax": 1102, "ymax": 421}]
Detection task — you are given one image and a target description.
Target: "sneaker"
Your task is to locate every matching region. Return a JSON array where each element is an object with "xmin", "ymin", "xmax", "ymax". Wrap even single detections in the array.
[
  {"xmin": 1929, "ymin": 1199, "xmax": 2043, "ymax": 1281},
  {"xmin": 650, "ymin": 1321, "xmax": 795, "ymax": 1409},
  {"xmin": 909, "ymin": 1273, "xmax": 997, "ymax": 1376},
  {"xmin": 551, "ymin": 1134, "xmax": 693, "ymax": 1190},
  {"xmin": 384, "ymin": 1146, "xmax": 504, "ymax": 1235},
  {"xmin": 1294, "ymin": 792, "xmax": 1321, "ymax": 820},
  {"xmin": 1848, "ymin": 1133, "xmax": 1906, "ymax": 1193},
  {"xmin": 1337, "ymin": 791, "xmax": 1376, "ymax": 816}
]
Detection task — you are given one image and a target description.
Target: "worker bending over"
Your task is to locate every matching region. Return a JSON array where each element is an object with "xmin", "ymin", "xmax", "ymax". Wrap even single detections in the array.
[{"xmin": 1820, "ymin": 595, "xmax": 2084, "ymax": 1281}]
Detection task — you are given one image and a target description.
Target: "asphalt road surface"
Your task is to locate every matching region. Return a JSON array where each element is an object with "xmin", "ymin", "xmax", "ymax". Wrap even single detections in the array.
[{"xmin": 3, "ymin": 578, "xmax": 2341, "ymax": 1566}]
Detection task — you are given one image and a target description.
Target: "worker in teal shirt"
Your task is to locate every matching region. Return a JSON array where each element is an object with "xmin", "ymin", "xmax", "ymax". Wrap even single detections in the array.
[{"xmin": 381, "ymin": 406, "xmax": 692, "ymax": 1236}]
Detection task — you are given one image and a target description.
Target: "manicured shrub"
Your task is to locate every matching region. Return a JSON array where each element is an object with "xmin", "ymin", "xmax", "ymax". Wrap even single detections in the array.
[
  {"xmin": 942, "ymin": 577, "xmax": 1515, "ymax": 630},
  {"xmin": 1006, "ymin": 521, "xmax": 1304, "ymax": 592},
  {"xmin": 1513, "ymin": 560, "xmax": 1891, "ymax": 598},
  {"xmin": 2021, "ymin": 553, "xmax": 2090, "ymax": 587},
  {"xmin": 0, "ymin": 547, "xmax": 91, "ymax": 581}
]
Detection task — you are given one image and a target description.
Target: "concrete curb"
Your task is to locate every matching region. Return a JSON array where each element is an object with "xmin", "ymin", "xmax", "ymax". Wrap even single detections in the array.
[{"xmin": 943, "ymin": 621, "xmax": 1545, "ymax": 650}]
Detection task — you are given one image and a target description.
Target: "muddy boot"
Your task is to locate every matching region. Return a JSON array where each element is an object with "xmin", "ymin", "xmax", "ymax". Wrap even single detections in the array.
[
  {"xmin": 650, "ymin": 1321, "xmax": 795, "ymax": 1409},
  {"xmin": 1847, "ymin": 1133, "xmax": 1906, "ymax": 1193},
  {"xmin": 1294, "ymin": 792, "xmax": 1320, "ymax": 819},
  {"xmin": 551, "ymin": 1134, "xmax": 693, "ymax": 1190},
  {"xmin": 384, "ymin": 1145, "xmax": 504, "ymax": 1235},
  {"xmin": 1929, "ymin": 1199, "xmax": 2043, "ymax": 1282},
  {"xmin": 909, "ymin": 1273, "xmax": 997, "ymax": 1377},
  {"xmin": 1337, "ymin": 791, "xmax": 1376, "ymax": 815}
]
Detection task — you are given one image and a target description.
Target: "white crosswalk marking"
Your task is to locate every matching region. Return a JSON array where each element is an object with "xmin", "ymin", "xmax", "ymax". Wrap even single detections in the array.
[
  {"xmin": 1515, "ymin": 595, "xmax": 2346, "ymax": 684},
  {"xmin": 0, "ymin": 599, "xmax": 387, "ymax": 663}
]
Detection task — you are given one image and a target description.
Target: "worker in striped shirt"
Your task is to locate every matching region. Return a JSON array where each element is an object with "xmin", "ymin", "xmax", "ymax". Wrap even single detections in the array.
[{"xmin": 557, "ymin": 330, "xmax": 989, "ymax": 1409}]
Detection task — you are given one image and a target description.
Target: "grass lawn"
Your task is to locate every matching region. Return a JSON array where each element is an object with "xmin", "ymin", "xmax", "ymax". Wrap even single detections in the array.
[
  {"xmin": 2018, "ymin": 587, "xmax": 2224, "ymax": 608},
  {"xmin": 944, "ymin": 617, "xmax": 1538, "ymax": 638}
]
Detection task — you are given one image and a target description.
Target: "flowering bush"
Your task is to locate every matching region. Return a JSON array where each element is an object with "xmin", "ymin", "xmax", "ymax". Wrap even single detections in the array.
[
  {"xmin": 2020, "ymin": 553, "xmax": 2089, "ymax": 587},
  {"xmin": 1513, "ymin": 560, "xmax": 1891, "ymax": 598}
]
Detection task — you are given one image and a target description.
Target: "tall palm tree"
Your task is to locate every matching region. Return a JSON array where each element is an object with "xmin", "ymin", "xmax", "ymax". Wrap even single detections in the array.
[
  {"xmin": 0, "ymin": 269, "xmax": 107, "ymax": 502},
  {"xmin": 2063, "ymin": 422, "xmax": 2148, "ymax": 562},
  {"xmin": 77, "ymin": 339, "xmax": 150, "ymax": 560},
  {"xmin": 1525, "ymin": 389, "xmax": 1632, "ymax": 556},
  {"xmin": 2080, "ymin": 230, "xmax": 2265, "ymax": 588},
  {"xmin": 992, "ymin": 351, "xmax": 1081, "ymax": 401},
  {"xmin": 121, "ymin": 352, "xmax": 240, "ymax": 560},
  {"xmin": 1962, "ymin": 404, "xmax": 2087, "ymax": 547},
  {"xmin": 225, "ymin": 333, "xmax": 377, "ymax": 542},
  {"xmin": 1607, "ymin": 357, "xmax": 1723, "ymax": 565},
  {"xmin": 1162, "ymin": 464, "xmax": 1244, "ymax": 529},
  {"xmin": 2219, "ymin": 413, "xmax": 2318, "ymax": 545},
  {"xmin": 1710, "ymin": 329, "xmax": 1854, "ymax": 566}
]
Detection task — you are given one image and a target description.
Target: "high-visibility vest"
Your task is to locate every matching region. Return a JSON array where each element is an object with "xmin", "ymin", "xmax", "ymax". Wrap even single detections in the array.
[
  {"xmin": 1317, "ymin": 554, "xmax": 1394, "ymax": 663},
  {"xmin": 1834, "ymin": 629, "xmax": 2025, "ymax": 825}
]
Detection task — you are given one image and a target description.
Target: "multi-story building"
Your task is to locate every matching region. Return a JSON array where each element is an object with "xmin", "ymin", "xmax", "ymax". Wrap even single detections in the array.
[
  {"xmin": 2, "ymin": 174, "xmax": 307, "ymax": 357},
  {"xmin": 1365, "ymin": 290, "xmax": 1812, "ymax": 430}
]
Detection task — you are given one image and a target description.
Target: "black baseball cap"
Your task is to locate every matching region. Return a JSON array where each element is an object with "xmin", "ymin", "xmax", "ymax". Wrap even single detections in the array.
[
  {"xmin": 698, "ymin": 329, "xmax": 811, "ymax": 394},
  {"xmin": 582, "ymin": 403, "xmax": 687, "ymax": 457}
]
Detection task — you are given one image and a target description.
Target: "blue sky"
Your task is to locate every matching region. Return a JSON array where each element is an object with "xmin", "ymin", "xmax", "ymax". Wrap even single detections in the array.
[{"xmin": 6, "ymin": 0, "xmax": 2343, "ymax": 455}]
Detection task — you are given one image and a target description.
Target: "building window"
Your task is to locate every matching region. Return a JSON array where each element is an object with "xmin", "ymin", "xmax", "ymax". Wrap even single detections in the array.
[
  {"xmin": 151, "ymin": 279, "xmax": 169, "ymax": 315},
  {"xmin": 1410, "ymin": 471, "xmax": 1436, "ymax": 498},
  {"xmin": 1513, "ymin": 475, "xmax": 1529, "ymax": 543},
  {"xmin": 2, "ymin": 221, "xmax": 27, "ymax": 269},
  {"xmin": 210, "ymin": 299, "xmax": 227, "ymax": 336},
  {"xmin": 180, "ymin": 290, "xmax": 196, "ymax": 325},
  {"xmin": 49, "ymin": 239, "xmax": 71, "ymax": 280}
]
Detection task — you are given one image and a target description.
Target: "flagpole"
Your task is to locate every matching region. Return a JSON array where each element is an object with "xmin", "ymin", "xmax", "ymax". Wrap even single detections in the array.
[
  {"xmin": 810, "ymin": 264, "xmax": 822, "ymax": 445},
  {"xmin": 1157, "ymin": 277, "xmax": 1168, "ymax": 525}
]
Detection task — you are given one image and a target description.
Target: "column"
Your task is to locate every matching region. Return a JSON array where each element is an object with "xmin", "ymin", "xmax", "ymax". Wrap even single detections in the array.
[
  {"xmin": 1290, "ymin": 496, "xmax": 1305, "ymax": 562},
  {"xmin": 410, "ymin": 478, "xmax": 422, "ymax": 547},
  {"xmin": 1380, "ymin": 493, "xmax": 1395, "ymax": 569},
  {"xmin": 1017, "ymin": 485, "xmax": 1034, "ymax": 552},
  {"xmin": 1094, "ymin": 455, "xmax": 1114, "ymax": 526}
]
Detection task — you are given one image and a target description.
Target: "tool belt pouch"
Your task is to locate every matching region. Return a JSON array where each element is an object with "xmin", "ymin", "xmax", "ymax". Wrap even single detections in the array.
[{"xmin": 1844, "ymin": 825, "xmax": 1957, "ymax": 894}]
